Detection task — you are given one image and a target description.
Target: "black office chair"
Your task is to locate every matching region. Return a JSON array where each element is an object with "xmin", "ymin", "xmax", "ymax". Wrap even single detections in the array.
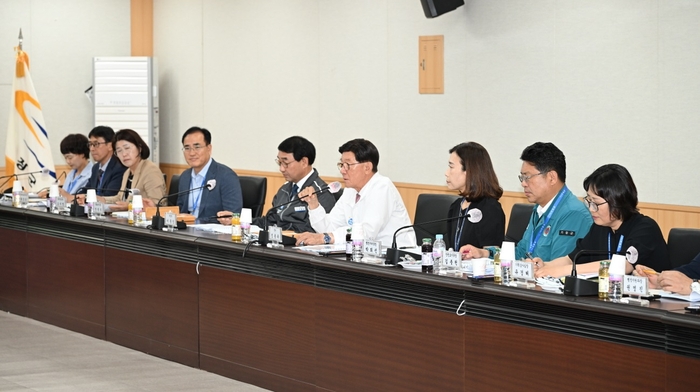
[
  {"xmin": 504, "ymin": 203, "xmax": 534, "ymax": 244},
  {"xmin": 168, "ymin": 174, "xmax": 180, "ymax": 206},
  {"xmin": 667, "ymin": 228, "xmax": 700, "ymax": 269},
  {"xmin": 413, "ymin": 193, "xmax": 460, "ymax": 246},
  {"xmin": 333, "ymin": 187, "xmax": 344, "ymax": 202},
  {"xmin": 239, "ymin": 176, "xmax": 267, "ymax": 218}
]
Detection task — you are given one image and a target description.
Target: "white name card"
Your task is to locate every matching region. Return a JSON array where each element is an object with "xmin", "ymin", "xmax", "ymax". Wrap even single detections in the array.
[
  {"xmin": 55, "ymin": 197, "xmax": 66, "ymax": 210},
  {"xmin": 512, "ymin": 260, "xmax": 534, "ymax": 281},
  {"xmin": 164, "ymin": 211, "xmax": 177, "ymax": 227},
  {"xmin": 363, "ymin": 240, "xmax": 381, "ymax": 257},
  {"xmin": 623, "ymin": 275, "xmax": 648, "ymax": 296},
  {"xmin": 268, "ymin": 226, "xmax": 283, "ymax": 243},
  {"xmin": 443, "ymin": 250, "xmax": 461, "ymax": 268},
  {"xmin": 92, "ymin": 202, "xmax": 105, "ymax": 216}
]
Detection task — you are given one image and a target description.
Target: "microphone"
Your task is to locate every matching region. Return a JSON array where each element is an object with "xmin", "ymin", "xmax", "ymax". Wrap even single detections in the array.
[
  {"xmin": 151, "ymin": 179, "xmax": 216, "ymax": 230},
  {"xmin": 563, "ymin": 249, "xmax": 613, "ymax": 296},
  {"xmin": 385, "ymin": 212, "xmax": 467, "ymax": 265},
  {"xmin": 55, "ymin": 171, "xmax": 67, "ymax": 184},
  {"xmin": 257, "ymin": 181, "xmax": 342, "ymax": 246},
  {"xmin": 0, "ymin": 168, "xmax": 49, "ymax": 193}
]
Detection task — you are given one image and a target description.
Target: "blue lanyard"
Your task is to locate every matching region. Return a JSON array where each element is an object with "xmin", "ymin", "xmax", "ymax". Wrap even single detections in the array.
[
  {"xmin": 528, "ymin": 186, "xmax": 569, "ymax": 254},
  {"xmin": 190, "ymin": 177, "xmax": 205, "ymax": 216},
  {"xmin": 454, "ymin": 198, "xmax": 468, "ymax": 248},
  {"xmin": 608, "ymin": 232, "xmax": 624, "ymax": 260},
  {"xmin": 65, "ymin": 172, "xmax": 79, "ymax": 193}
]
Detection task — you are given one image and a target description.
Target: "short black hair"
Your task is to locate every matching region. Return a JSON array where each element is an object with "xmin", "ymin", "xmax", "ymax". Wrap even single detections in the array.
[
  {"xmin": 182, "ymin": 126, "xmax": 212, "ymax": 145},
  {"xmin": 113, "ymin": 129, "xmax": 150, "ymax": 159},
  {"xmin": 60, "ymin": 134, "xmax": 90, "ymax": 159},
  {"xmin": 583, "ymin": 164, "xmax": 638, "ymax": 221},
  {"xmin": 338, "ymin": 138, "xmax": 379, "ymax": 173},
  {"xmin": 520, "ymin": 142, "xmax": 566, "ymax": 183},
  {"xmin": 278, "ymin": 136, "xmax": 316, "ymax": 165},
  {"xmin": 88, "ymin": 126, "xmax": 115, "ymax": 142}
]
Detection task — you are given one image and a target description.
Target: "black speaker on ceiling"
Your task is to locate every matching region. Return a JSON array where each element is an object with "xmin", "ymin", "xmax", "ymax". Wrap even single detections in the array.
[{"xmin": 420, "ymin": 0, "xmax": 465, "ymax": 18}]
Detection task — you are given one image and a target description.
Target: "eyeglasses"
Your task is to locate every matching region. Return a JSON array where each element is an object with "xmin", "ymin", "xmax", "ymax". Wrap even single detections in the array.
[
  {"xmin": 518, "ymin": 172, "xmax": 545, "ymax": 183},
  {"xmin": 337, "ymin": 162, "xmax": 363, "ymax": 171},
  {"xmin": 115, "ymin": 145, "xmax": 134, "ymax": 156},
  {"xmin": 275, "ymin": 158, "xmax": 296, "ymax": 168},
  {"xmin": 182, "ymin": 144, "xmax": 207, "ymax": 153},
  {"xmin": 583, "ymin": 197, "xmax": 608, "ymax": 212},
  {"xmin": 87, "ymin": 141, "xmax": 108, "ymax": 148}
]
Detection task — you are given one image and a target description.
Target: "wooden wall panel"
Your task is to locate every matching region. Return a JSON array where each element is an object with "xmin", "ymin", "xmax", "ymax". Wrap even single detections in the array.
[
  {"xmin": 130, "ymin": 0, "xmax": 153, "ymax": 56},
  {"xmin": 26, "ymin": 234, "xmax": 105, "ymax": 339},
  {"xmin": 199, "ymin": 266, "xmax": 316, "ymax": 392},
  {"xmin": 104, "ymin": 247, "xmax": 199, "ymax": 366},
  {"xmin": 316, "ymin": 289, "xmax": 464, "ymax": 392},
  {"xmin": 464, "ymin": 317, "xmax": 665, "ymax": 392},
  {"xmin": 0, "ymin": 228, "xmax": 26, "ymax": 315}
]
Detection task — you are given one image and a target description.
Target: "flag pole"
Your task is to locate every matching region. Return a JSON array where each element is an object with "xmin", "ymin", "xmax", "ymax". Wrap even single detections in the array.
[{"xmin": 18, "ymin": 28, "xmax": 23, "ymax": 51}]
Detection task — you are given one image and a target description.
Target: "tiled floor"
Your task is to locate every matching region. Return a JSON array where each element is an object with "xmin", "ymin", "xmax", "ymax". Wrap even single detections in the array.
[{"xmin": 0, "ymin": 312, "xmax": 269, "ymax": 391}]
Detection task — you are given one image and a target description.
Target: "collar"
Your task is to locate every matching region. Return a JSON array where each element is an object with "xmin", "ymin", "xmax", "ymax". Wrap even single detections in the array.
[
  {"xmin": 355, "ymin": 172, "xmax": 380, "ymax": 198},
  {"xmin": 294, "ymin": 169, "xmax": 314, "ymax": 190},
  {"xmin": 537, "ymin": 196, "xmax": 554, "ymax": 218},
  {"xmin": 192, "ymin": 158, "xmax": 213, "ymax": 181},
  {"xmin": 98, "ymin": 157, "xmax": 112, "ymax": 172}
]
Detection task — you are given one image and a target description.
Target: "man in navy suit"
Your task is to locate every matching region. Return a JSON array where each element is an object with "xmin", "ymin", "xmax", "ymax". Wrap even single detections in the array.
[
  {"xmin": 177, "ymin": 126, "xmax": 242, "ymax": 224},
  {"xmin": 86, "ymin": 126, "xmax": 126, "ymax": 196}
]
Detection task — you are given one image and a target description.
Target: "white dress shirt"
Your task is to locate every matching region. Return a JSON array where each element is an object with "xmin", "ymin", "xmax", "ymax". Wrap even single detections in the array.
[{"xmin": 308, "ymin": 172, "xmax": 416, "ymax": 248}]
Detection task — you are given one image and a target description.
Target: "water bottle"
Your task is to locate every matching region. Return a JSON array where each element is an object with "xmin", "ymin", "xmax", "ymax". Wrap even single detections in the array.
[
  {"xmin": 609, "ymin": 275, "xmax": 622, "ymax": 302},
  {"xmin": 351, "ymin": 224, "xmax": 364, "ymax": 262},
  {"xmin": 433, "ymin": 234, "xmax": 446, "ymax": 273}
]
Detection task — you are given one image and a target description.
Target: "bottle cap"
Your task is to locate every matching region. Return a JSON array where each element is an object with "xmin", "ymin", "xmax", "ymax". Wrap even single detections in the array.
[
  {"xmin": 240, "ymin": 208, "xmax": 252, "ymax": 223},
  {"xmin": 500, "ymin": 241, "xmax": 516, "ymax": 260},
  {"xmin": 435, "ymin": 234, "xmax": 443, "ymax": 240},
  {"xmin": 12, "ymin": 180, "xmax": 22, "ymax": 192}
]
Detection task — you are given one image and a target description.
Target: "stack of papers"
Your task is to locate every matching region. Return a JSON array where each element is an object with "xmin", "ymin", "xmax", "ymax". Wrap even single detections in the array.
[{"xmin": 649, "ymin": 289, "xmax": 700, "ymax": 302}]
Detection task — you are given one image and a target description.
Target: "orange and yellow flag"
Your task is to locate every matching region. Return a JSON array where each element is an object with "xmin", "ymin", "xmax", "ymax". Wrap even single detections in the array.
[{"xmin": 5, "ymin": 47, "xmax": 56, "ymax": 191}]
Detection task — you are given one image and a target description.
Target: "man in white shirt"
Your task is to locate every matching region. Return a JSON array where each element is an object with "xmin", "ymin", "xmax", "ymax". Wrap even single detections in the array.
[{"xmin": 295, "ymin": 138, "xmax": 415, "ymax": 248}]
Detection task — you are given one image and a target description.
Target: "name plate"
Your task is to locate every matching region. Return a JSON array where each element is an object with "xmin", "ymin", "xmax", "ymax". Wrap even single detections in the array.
[
  {"xmin": 92, "ymin": 202, "xmax": 105, "ymax": 216},
  {"xmin": 164, "ymin": 211, "xmax": 177, "ymax": 227},
  {"xmin": 443, "ymin": 250, "xmax": 461, "ymax": 268},
  {"xmin": 363, "ymin": 240, "xmax": 381, "ymax": 256},
  {"xmin": 512, "ymin": 260, "xmax": 534, "ymax": 281},
  {"xmin": 268, "ymin": 226, "xmax": 283, "ymax": 243},
  {"xmin": 55, "ymin": 196, "xmax": 67, "ymax": 210},
  {"xmin": 19, "ymin": 192, "xmax": 29, "ymax": 206},
  {"xmin": 623, "ymin": 275, "xmax": 648, "ymax": 296}
]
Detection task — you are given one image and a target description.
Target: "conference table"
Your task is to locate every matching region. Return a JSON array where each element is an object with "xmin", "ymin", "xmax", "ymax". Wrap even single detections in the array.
[{"xmin": 0, "ymin": 205, "xmax": 697, "ymax": 391}]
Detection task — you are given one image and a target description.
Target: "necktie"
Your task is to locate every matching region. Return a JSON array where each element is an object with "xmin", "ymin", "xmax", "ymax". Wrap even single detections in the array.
[
  {"xmin": 97, "ymin": 169, "xmax": 104, "ymax": 187},
  {"xmin": 355, "ymin": 193, "xmax": 360, "ymax": 203},
  {"xmin": 291, "ymin": 184, "xmax": 299, "ymax": 200}
]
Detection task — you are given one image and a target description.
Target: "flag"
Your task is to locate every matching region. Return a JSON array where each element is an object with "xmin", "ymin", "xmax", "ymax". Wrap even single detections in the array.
[{"xmin": 5, "ymin": 46, "xmax": 56, "ymax": 192}]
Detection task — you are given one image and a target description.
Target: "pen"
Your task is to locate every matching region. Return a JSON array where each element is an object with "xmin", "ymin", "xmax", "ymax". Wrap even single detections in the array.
[
  {"xmin": 214, "ymin": 214, "xmax": 233, "ymax": 219},
  {"xmin": 642, "ymin": 268, "xmax": 658, "ymax": 275},
  {"xmin": 525, "ymin": 252, "xmax": 533, "ymax": 260}
]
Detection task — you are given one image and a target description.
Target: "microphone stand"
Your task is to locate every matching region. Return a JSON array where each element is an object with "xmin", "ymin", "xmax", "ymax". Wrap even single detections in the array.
[
  {"xmin": 151, "ymin": 182, "xmax": 213, "ymax": 230},
  {"xmin": 385, "ymin": 213, "xmax": 465, "ymax": 265},
  {"xmin": 0, "ymin": 169, "xmax": 48, "ymax": 193},
  {"xmin": 563, "ymin": 249, "xmax": 612, "ymax": 297},
  {"xmin": 69, "ymin": 187, "xmax": 88, "ymax": 217}
]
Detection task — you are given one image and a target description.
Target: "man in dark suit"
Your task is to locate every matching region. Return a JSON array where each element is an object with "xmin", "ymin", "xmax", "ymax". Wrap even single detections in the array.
[
  {"xmin": 176, "ymin": 126, "xmax": 242, "ymax": 224},
  {"xmin": 86, "ymin": 126, "xmax": 126, "ymax": 196}
]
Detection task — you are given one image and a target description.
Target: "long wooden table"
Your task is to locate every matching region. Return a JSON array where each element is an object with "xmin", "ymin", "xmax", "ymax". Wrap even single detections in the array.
[{"xmin": 0, "ymin": 206, "xmax": 697, "ymax": 391}]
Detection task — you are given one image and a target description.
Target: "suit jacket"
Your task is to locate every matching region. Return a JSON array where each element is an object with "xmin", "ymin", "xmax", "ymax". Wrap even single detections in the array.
[
  {"xmin": 103, "ymin": 159, "xmax": 166, "ymax": 205},
  {"xmin": 177, "ymin": 159, "xmax": 242, "ymax": 224},
  {"xmin": 86, "ymin": 157, "xmax": 127, "ymax": 196}
]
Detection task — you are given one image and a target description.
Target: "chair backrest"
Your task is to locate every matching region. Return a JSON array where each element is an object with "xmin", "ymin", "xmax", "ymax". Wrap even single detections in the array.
[
  {"xmin": 333, "ymin": 187, "xmax": 344, "ymax": 202},
  {"xmin": 239, "ymin": 176, "xmax": 267, "ymax": 218},
  {"xmin": 505, "ymin": 203, "xmax": 534, "ymax": 244},
  {"xmin": 667, "ymin": 228, "xmax": 700, "ymax": 269},
  {"xmin": 168, "ymin": 174, "xmax": 180, "ymax": 206},
  {"xmin": 413, "ymin": 193, "xmax": 460, "ymax": 246}
]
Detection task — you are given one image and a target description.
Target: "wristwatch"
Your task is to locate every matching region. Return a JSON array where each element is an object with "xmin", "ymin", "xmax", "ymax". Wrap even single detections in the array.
[
  {"xmin": 323, "ymin": 233, "xmax": 331, "ymax": 244},
  {"xmin": 691, "ymin": 279, "xmax": 700, "ymax": 294}
]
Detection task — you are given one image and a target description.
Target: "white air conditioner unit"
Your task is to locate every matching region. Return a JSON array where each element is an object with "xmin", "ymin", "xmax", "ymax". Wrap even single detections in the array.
[{"xmin": 93, "ymin": 57, "xmax": 159, "ymax": 164}]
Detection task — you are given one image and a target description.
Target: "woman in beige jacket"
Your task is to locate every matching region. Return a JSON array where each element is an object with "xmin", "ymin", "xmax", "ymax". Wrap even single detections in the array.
[{"xmin": 98, "ymin": 129, "xmax": 165, "ymax": 211}]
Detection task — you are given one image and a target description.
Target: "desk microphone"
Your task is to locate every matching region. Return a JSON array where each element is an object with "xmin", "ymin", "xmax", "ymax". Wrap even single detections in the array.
[
  {"xmin": 563, "ymin": 249, "xmax": 613, "ymax": 296},
  {"xmin": 54, "ymin": 171, "xmax": 67, "ymax": 184},
  {"xmin": 385, "ymin": 213, "xmax": 466, "ymax": 265},
  {"xmin": 257, "ymin": 181, "xmax": 342, "ymax": 246},
  {"xmin": 151, "ymin": 179, "xmax": 216, "ymax": 230},
  {"xmin": 0, "ymin": 168, "xmax": 50, "ymax": 193}
]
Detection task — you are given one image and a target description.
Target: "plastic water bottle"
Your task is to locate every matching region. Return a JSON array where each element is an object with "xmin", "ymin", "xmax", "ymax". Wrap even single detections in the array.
[
  {"xmin": 351, "ymin": 224, "xmax": 364, "ymax": 262},
  {"xmin": 433, "ymin": 234, "xmax": 446, "ymax": 273}
]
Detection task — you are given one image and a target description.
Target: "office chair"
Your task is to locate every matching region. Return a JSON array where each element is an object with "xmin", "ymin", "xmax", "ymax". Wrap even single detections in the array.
[
  {"xmin": 667, "ymin": 228, "xmax": 700, "ymax": 269},
  {"xmin": 167, "ymin": 174, "xmax": 180, "ymax": 206},
  {"xmin": 504, "ymin": 203, "xmax": 534, "ymax": 244},
  {"xmin": 239, "ymin": 176, "xmax": 267, "ymax": 218},
  {"xmin": 413, "ymin": 193, "xmax": 460, "ymax": 246}
]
